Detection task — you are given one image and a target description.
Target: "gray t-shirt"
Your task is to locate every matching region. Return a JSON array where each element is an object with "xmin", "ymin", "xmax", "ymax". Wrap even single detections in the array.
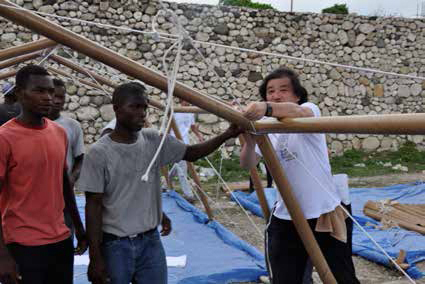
[
  {"xmin": 55, "ymin": 115, "xmax": 85, "ymax": 176},
  {"xmin": 77, "ymin": 128, "xmax": 187, "ymax": 236}
]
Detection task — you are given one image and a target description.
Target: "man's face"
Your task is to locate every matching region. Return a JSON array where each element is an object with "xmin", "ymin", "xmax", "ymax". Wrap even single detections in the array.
[
  {"xmin": 17, "ymin": 75, "xmax": 54, "ymax": 117},
  {"xmin": 115, "ymin": 95, "xmax": 148, "ymax": 132},
  {"xmin": 50, "ymin": 85, "xmax": 66, "ymax": 116}
]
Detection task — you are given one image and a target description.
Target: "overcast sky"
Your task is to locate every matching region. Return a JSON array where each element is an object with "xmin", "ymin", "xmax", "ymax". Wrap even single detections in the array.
[{"xmin": 168, "ymin": 0, "xmax": 424, "ymax": 18}]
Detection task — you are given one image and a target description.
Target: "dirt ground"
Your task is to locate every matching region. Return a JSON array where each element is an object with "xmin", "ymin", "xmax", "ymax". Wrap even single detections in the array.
[{"xmin": 192, "ymin": 172, "xmax": 425, "ymax": 284}]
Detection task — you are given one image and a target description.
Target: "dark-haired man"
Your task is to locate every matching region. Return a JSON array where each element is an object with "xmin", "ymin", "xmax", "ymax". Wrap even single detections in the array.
[
  {"xmin": 0, "ymin": 83, "xmax": 21, "ymax": 126},
  {"xmin": 0, "ymin": 65, "xmax": 87, "ymax": 284},
  {"xmin": 78, "ymin": 82, "xmax": 242, "ymax": 284},
  {"xmin": 49, "ymin": 78, "xmax": 85, "ymax": 237}
]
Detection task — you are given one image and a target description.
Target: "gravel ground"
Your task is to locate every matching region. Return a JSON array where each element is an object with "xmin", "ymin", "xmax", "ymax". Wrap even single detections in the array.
[{"xmin": 191, "ymin": 173, "xmax": 425, "ymax": 284}]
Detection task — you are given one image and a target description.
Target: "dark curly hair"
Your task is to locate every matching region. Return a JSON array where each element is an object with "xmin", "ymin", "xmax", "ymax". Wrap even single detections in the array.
[{"xmin": 259, "ymin": 67, "xmax": 308, "ymax": 105}]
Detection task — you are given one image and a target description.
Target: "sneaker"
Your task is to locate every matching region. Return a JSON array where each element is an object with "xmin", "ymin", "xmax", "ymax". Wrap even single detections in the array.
[{"xmin": 259, "ymin": 275, "xmax": 270, "ymax": 284}]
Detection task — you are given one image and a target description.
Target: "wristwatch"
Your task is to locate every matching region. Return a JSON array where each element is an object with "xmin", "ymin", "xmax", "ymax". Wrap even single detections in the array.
[{"xmin": 264, "ymin": 102, "xmax": 273, "ymax": 117}]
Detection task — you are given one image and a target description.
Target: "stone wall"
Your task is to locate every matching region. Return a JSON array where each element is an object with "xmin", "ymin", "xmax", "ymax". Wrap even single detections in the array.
[{"xmin": 1, "ymin": 0, "xmax": 425, "ymax": 155}]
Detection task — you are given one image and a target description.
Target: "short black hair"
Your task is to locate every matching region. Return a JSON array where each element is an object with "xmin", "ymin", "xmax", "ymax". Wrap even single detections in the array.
[
  {"xmin": 112, "ymin": 82, "xmax": 148, "ymax": 106},
  {"xmin": 53, "ymin": 78, "xmax": 65, "ymax": 87},
  {"xmin": 259, "ymin": 67, "xmax": 308, "ymax": 105},
  {"xmin": 15, "ymin": 64, "xmax": 50, "ymax": 89}
]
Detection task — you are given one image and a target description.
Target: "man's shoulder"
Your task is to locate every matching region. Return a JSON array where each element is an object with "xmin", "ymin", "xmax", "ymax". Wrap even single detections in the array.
[
  {"xmin": 141, "ymin": 128, "xmax": 160, "ymax": 139},
  {"xmin": 301, "ymin": 102, "xmax": 320, "ymax": 117},
  {"xmin": 57, "ymin": 115, "xmax": 82, "ymax": 130},
  {"xmin": 47, "ymin": 118, "xmax": 67, "ymax": 135},
  {"xmin": 85, "ymin": 138, "xmax": 109, "ymax": 159}
]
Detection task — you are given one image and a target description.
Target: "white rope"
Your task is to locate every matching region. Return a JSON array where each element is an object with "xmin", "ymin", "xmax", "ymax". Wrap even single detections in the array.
[
  {"xmin": 1, "ymin": 3, "xmax": 424, "ymax": 81},
  {"xmin": 61, "ymin": 46, "xmax": 128, "ymax": 82},
  {"xmin": 1, "ymin": 46, "xmax": 58, "ymax": 97},
  {"xmin": 0, "ymin": 3, "xmax": 176, "ymax": 41},
  {"xmin": 60, "ymin": 47, "xmax": 112, "ymax": 98},
  {"xmin": 187, "ymin": 175, "xmax": 238, "ymax": 227},
  {"xmin": 141, "ymin": 13, "xmax": 184, "ymax": 181},
  {"xmin": 202, "ymin": 155, "xmax": 264, "ymax": 237},
  {"xmin": 269, "ymin": 140, "xmax": 416, "ymax": 283},
  {"xmin": 1, "ymin": 3, "xmax": 423, "ymax": 81},
  {"xmin": 189, "ymin": 40, "xmax": 425, "ymax": 81}
]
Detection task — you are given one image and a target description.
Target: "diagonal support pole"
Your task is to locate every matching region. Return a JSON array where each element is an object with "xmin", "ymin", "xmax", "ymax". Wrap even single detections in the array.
[
  {"xmin": 0, "ymin": 51, "xmax": 42, "ymax": 70},
  {"xmin": 238, "ymin": 135, "xmax": 270, "ymax": 221},
  {"xmin": 0, "ymin": 38, "xmax": 56, "ymax": 61},
  {"xmin": 0, "ymin": 69, "xmax": 16, "ymax": 80}
]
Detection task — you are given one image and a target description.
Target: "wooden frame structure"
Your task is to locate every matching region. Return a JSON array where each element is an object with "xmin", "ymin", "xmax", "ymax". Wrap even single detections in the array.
[{"xmin": 1, "ymin": 1, "xmax": 424, "ymax": 282}]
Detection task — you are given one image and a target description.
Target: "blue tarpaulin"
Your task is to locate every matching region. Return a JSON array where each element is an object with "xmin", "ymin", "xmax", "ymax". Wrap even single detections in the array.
[
  {"xmin": 74, "ymin": 191, "xmax": 267, "ymax": 284},
  {"xmin": 231, "ymin": 182, "xmax": 425, "ymax": 279}
]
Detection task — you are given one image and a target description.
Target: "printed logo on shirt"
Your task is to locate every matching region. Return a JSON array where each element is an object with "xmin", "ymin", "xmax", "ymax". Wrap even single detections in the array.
[{"xmin": 276, "ymin": 135, "xmax": 297, "ymax": 162}]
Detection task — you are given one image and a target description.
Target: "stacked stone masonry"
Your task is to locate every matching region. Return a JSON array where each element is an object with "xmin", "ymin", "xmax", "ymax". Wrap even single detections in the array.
[{"xmin": 1, "ymin": 0, "xmax": 425, "ymax": 155}]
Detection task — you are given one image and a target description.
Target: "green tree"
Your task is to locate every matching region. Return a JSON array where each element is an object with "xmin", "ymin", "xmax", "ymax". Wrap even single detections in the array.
[
  {"xmin": 219, "ymin": 0, "xmax": 275, "ymax": 10},
  {"xmin": 322, "ymin": 3, "xmax": 349, "ymax": 14}
]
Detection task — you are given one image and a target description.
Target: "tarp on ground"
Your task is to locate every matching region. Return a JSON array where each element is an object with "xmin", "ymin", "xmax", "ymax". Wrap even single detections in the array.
[
  {"xmin": 74, "ymin": 191, "xmax": 267, "ymax": 284},
  {"xmin": 231, "ymin": 182, "xmax": 425, "ymax": 279}
]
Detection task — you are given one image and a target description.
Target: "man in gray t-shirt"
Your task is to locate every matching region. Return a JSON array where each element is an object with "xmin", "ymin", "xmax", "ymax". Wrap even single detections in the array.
[
  {"xmin": 78, "ymin": 82, "xmax": 242, "ymax": 284},
  {"xmin": 49, "ymin": 79, "xmax": 85, "ymax": 237}
]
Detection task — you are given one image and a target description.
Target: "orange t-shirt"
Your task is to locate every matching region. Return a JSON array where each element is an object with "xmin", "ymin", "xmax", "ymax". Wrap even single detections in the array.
[{"xmin": 0, "ymin": 118, "xmax": 70, "ymax": 245}]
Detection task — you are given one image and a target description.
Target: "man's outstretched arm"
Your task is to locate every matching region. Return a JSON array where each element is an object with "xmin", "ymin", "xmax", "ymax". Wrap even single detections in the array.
[{"xmin": 183, "ymin": 124, "xmax": 242, "ymax": 162}]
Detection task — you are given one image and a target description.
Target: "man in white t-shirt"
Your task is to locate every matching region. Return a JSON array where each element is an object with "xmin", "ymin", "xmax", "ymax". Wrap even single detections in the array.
[
  {"xmin": 49, "ymin": 79, "xmax": 85, "ymax": 238},
  {"xmin": 240, "ymin": 68, "xmax": 359, "ymax": 284},
  {"xmin": 169, "ymin": 100, "xmax": 204, "ymax": 201}
]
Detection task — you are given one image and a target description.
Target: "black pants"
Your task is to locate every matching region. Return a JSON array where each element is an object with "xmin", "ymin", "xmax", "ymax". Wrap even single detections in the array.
[
  {"xmin": 265, "ymin": 214, "xmax": 359, "ymax": 284},
  {"xmin": 302, "ymin": 203, "xmax": 354, "ymax": 284},
  {"xmin": 7, "ymin": 237, "xmax": 74, "ymax": 284}
]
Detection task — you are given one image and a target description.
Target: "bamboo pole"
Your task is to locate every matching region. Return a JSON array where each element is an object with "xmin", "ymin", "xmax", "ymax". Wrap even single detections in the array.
[
  {"xmin": 0, "ymin": 70, "xmax": 16, "ymax": 80},
  {"xmin": 50, "ymin": 54, "xmax": 118, "ymax": 88},
  {"xmin": 2, "ymin": 3, "xmax": 249, "ymax": 126},
  {"xmin": 0, "ymin": 51, "xmax": 42, "ymax": 70},
  {"xmin": 0, "ymin": 38, "xmax": 56, "ymax": 61},
  {"xmin": 254, "ymin": 113, "xmax": 425, "ymax": 135},
  {"xmin": 0, "ymin": 3, "xmax": 333, "ymax": 281},
  {"xmin": 238, "ymin": 135, "xmax": 270, "ymax": 221},
  {"xmin": 49, "ymin": 54, "xmax": 202, "ymax": 114},
  {"xmin": 255, "ymin": 135, "xmax": 336, "ymax": 284},
  {"xmin": 170, "ymin": 117, "xmax": 214, "ymax": 220},
  {"xmin": 48, "ymin": 66, "xmax": 109, "ymax": 91}
]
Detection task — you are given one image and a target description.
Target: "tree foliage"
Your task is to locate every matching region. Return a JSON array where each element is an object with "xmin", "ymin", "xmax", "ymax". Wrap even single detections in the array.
[
  {"xmin": 219, "ymin": 0, "xmax": 275, "ymax": 10},
  {"xmin": 322, "ymin": 4, "xmax": 349, "ymax": 14}
]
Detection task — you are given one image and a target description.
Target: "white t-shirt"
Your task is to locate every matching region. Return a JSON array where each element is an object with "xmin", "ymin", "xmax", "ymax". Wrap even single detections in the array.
[
  {"xmin": 101, "ymin": 118, "xmax": 116, "ymax": 136},
  {"xmin": 256, "ymin": 102, "xmax": 341, "ymax": 220},
  {"xmin": 171, "ymin": 113, "xmax": 195, "ymax": 144}
]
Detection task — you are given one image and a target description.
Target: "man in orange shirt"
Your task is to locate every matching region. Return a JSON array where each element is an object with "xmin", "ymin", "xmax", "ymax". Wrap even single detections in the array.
[{"xmin": 0, "ymin": 65, "xmax": 87, "ymax": 284}]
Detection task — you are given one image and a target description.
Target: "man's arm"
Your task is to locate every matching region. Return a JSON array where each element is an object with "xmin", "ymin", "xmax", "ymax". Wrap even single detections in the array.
[
  {"xmin": 243, "ymin": 102, "xmax": 314, "ymax": 121},
  {"xmin": 86, "ymin": 192, "xmax": 109, "ymax": 284},
  {"xmin": 160, "ymin": 212, "xmax": 172, "ymax": 236},
  {"xmin": 0, "ymin": 180, "xmax": 19, "ymax": 284},
  {"xmin": 240, "ymin": 134, "xmax": 261, "ymax": 170},
  {"xmin": 183, "ymin": 124, "xmax": 242, "ymax": 162},
  {"xmin": 70, "ymin": 154, "xmax": 84, "ymax": 184},
  {"xmin": 190, "ymin": 124, "xmax": 204, "ymax": 142},
  {"xmin": 63, "ymin": 171, "xmax": 87, "ymax": 254}
]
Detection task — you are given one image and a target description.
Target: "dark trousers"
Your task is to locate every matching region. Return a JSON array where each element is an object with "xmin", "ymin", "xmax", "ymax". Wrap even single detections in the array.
[
  {"xmin": 265, "ymin": 214, "xmax": 359, "ymax": 284},
  {"xmin": 302, "ymin": 203, "xmax": 354, "ymax": 284},
  {"xmin": 7, "ymin": 237, "xmax": 74, "ymax": 284}
]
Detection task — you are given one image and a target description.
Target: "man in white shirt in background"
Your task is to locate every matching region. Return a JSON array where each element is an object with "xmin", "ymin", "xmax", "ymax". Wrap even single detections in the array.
[{"xmin": 169, "ymin": 99, "xmax": 204, "ymax": 202}]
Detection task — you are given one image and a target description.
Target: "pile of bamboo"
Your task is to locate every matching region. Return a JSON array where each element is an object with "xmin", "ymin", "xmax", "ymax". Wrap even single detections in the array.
[{"xmin": 364, "ymin": 200, "xmax": 425, "ymax": 234}]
